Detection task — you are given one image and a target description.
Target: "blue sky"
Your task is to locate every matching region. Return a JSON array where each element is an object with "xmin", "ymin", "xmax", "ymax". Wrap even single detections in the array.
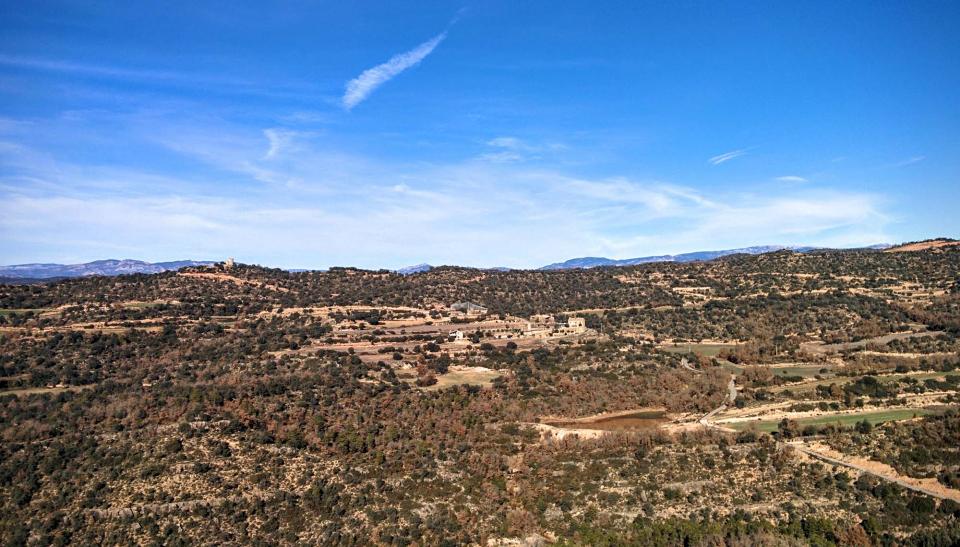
[{"xmin": 1, "ymin": 1, "xmax": 958, "ymax": 269}]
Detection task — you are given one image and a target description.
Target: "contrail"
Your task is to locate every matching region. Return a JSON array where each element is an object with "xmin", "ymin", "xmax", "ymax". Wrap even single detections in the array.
[{"xmin": 342, "ymin": 32, "xmax": 446, "ymax": 110}]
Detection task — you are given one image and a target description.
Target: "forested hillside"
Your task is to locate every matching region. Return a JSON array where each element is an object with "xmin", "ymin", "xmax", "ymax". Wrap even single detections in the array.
[{"xmin": 1, "ymin": 247, "xmax": 959, "ymax": 545}]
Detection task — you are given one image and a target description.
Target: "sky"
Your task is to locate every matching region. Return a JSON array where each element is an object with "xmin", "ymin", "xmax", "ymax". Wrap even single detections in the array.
[{"xmin": 1, "ymin": 1, "xmax": 958, "ymax": 269}]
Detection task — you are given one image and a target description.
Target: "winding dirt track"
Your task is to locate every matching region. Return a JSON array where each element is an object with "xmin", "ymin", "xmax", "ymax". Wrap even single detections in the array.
[
  {"xmin": 679, "ymin": 357, "xmax": 701, "ymax": 374},
  {"xmin": 800, "ymin": 330, "xmax": 944, "ymax": 355},
  {"xmin": 699, "ymin": 375, "xmax": 737, "ymax": 429},
  {"xmin": 789, "ymin": 442, "xmax": 960, "ymax": 502}
]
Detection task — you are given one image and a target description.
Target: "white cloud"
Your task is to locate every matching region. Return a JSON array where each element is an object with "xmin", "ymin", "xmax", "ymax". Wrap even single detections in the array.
[
  {"xmin": 0, "ymin": 54, "xmax": 190, "ymax": 82},
  {"xmin": 279, "ymin": 111, "xmax": 332, "ymax": 125},
  {"xmin": 557, "ymin": 177, "xmax": 711, "ymax": 216},
  {"xmin": 263, "ymin": 129, "xmax": 288, "ymax": 159},
  {"xmin": 262, "ymin": 129, "xmax": 308, "ymax": 160},
  {"xmin": 0, "ymin": 54, "xmax": 321, "ymax": 100},
  {"xmin": 596, "ymin": 191, "xmax": 888, "ymax": 257},
  {"xmin": 478, "ymin": 136, "xmax": 566, "ymax": 163},
  {"xmin": 342, "ymin": 32, "xmax": 446, "ymax": 110},
  {"xmin": 0, "ymin": 115, "xmax": 895, "ymax": 269},
  {"xmin": 709, "ymin": 148, "xmax": 749, "ymax": 165},
  {"xmin": 487, "ymin": 136, "xmax": 525, "ymax": 149},
  {"xmin": 478, "ymin": 150, "xmax": 525, "ymax": 163},
  {"xmin": 775, "ymin": 175, "xmax": 807, "ymax": 183},
  {"xmin": 891, "ymin": 156, "xmax": 925, "ymax": 168}
]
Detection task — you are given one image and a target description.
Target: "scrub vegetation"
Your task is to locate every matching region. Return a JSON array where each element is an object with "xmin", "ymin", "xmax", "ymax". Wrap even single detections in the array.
[{"xmin": 1, "ymin": 246, "xmax": 959, "ymax": 545}]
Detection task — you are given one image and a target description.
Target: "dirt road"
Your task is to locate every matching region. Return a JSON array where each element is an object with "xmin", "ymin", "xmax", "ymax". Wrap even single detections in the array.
[
  {"xmin": 680, "ymin": 358, "xmax": 701, "ymax": 374},
  {"xmin": 789, "ymin": 441, "xmax": 960, "ymax": 503},
  {"xmin": 801, "ymin": 330, "xmax": 944, "ymax": 355},
  {"xmin": 699, "ymin": 375, "xmax": 737, "ymax": 429}
]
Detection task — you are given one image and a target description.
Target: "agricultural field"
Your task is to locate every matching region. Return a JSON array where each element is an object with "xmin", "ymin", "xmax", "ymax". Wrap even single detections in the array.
[
  {"xmin": 420, "ymin": 365, "xmax": 504, "ymax": 391},
  {"xmin": 727, "ymin": 408, "xmax": 938, "ymax": 433},
  {"xmin": 659, "ymin": 342, "xmax": 738, "ymax": 357}
]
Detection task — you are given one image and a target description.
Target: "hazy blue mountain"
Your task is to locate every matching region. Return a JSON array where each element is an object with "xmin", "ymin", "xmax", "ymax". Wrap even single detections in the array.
[
  {"xmin": 541, "ymin": 257, "xmax": 623, "ymax": 269},
  {"xmin": 395, "ymin": 263, "xmax": 433, "ymax": 275},
  {"xmin": 0, "ymin": 259, "xmax": 215, "ymax": 279},
  {"xmin": 540, "ymin": 245, "xmax": 820, "ymax": 270},
  {"xmin": 1, "ymin": 243, "xmax": 896, "ymax": 280}
]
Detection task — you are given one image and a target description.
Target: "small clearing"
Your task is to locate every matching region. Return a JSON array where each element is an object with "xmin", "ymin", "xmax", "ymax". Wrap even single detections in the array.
[
  {"xmin": 542, "ymin": 408, "xmax": 669, "ymax": 432},
  {"xmin": 423, "ymin": 365, "xmax": 504, "ymax": 391}
]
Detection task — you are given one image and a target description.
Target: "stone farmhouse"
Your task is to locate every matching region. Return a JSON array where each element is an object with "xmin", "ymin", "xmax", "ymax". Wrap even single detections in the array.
[{"xmin": 450, "ymin": 301, "xmax": 488, "ymax": 317}]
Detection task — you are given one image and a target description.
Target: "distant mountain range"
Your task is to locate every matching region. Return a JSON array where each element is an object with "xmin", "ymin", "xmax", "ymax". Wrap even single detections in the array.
[
  {"xmin": 539, "ymin": 245, "xmax": 818, "ymax": 270},
  {"xmin": 394, "ymin": 244, "xmax": 894, "ymax": 274},
  {"xmin": 395, "ymin": 263, "xmax": 433, "ymax": 275},
  {"xmin": 394, "ymin": 264, "xmax": 513, "ymax": 275},
  {"xmin": 0, "ymin": 243, "xmax": 898, "ymax": 281},
  {"xmin": 0, "ymin": 259, "xmax": 215, "ymax": 280},
  {"xmin": 540, "ymin": 244, "xmax": 896, "ymax": 270}
]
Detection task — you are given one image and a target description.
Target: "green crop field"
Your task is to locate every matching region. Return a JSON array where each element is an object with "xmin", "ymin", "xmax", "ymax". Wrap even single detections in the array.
[
  {"xmin": 722, "ymin": 363, "xmax": 830, "ymax": 380},
  {"xmin": 727, "ymin": 408, "xmax": 938, "ymax": 433},
  {"xmin": 660, "ymin": 343, "xmax": 738, "ymax": 357}
]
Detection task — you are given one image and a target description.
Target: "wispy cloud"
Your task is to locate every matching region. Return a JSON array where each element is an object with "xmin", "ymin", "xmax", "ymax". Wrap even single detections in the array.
[
  {"xmin": 775, "ymin": 175, "xmax": 807, "ymax": 183},
  {"xmin": 0, "ymin": 54, "xmax": 188, "ymax": 82},
  {"xmin": 487, "ymin": 137, "xmax": 527, "ymax": 149},
  {"xmin": 0, "ymin": 54, "xmax": 324, "ymax": 100},
  {"xmin": 557, "ymin": 177, "xmax": 718, "ymax": 216},
  {"xmin": 0, "ymin": 112, "xmax": 894, "ymax": 268},
  {"xmin": 479, "ymin": 150, "xmax": 525, "ymax": 163},
  {"xmin": 708, "ymin": 148, "xmax": 749, "ymax": 165},
  {"xmin": 342, "ymin": 32, "xmax": 447, "ymax": 110},
  {"xmin": 263, "ymin": 129, "xmax": 296, "ymax": 160},
  {"xmin": 890, "ymin": 155, "xmax": 925, "ymax": 168},
  {"xmin": 478, "ymin": 136, "xmax": 565, "ymax": 163}
]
